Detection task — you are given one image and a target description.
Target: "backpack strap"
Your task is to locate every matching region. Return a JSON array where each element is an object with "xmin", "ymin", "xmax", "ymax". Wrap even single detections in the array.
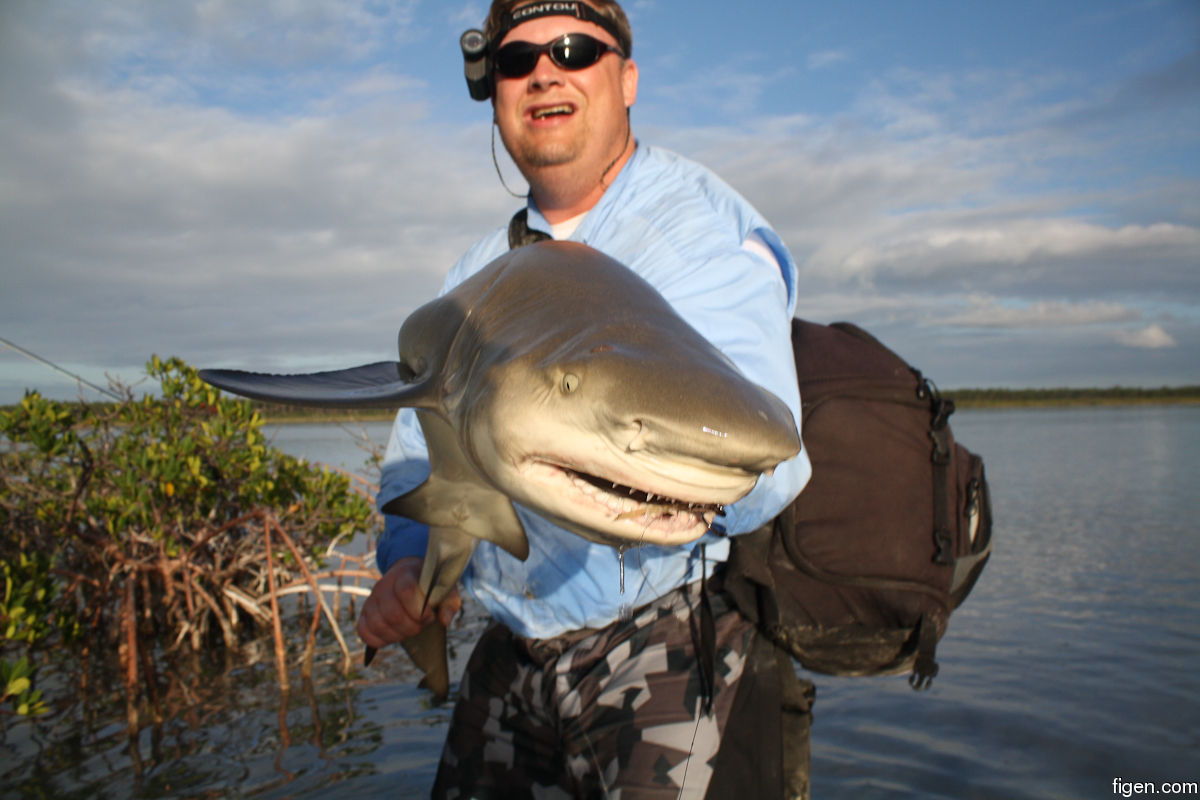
[
  {"xmin": 908, "ymin": 613, "xmax": 940, "ymax": 690},
  {"xmin": 692, "ymin": 544, "xmax": 718, "ymax": 715},
  {"xmin": 918, "ymin": 376, "xmax": 956, "ymax": 685},
  {"xmin": 923, "ymin": 375, "xmax": 957, "ymax": 566},
  {"xmin": 508, "ymin": 208, "xmax": 551, "ymax": 249}
]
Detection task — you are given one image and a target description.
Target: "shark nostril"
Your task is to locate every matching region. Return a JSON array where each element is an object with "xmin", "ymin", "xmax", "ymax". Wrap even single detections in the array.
[{"xmin": 626, "ymin": 419, "xmax": 646, "ymax": 452}]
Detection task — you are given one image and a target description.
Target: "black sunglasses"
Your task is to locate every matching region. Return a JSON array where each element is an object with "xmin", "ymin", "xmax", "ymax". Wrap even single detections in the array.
[{"xmin": 493, "ymin": 33, "xmax": 624, "ymax": 79}]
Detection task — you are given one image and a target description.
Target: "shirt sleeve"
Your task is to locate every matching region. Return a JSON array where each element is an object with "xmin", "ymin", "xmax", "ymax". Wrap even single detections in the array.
[
  {"xmin": 677, "ymin": 238, "xmax": 808, "ymax": 535},
  {"xmin": 717, "ymin": 232, "xmax": 810, "ymax": 533},
  {"xmin": 374, "ymin": 407, "xmax": 431, "ymax": 572}
]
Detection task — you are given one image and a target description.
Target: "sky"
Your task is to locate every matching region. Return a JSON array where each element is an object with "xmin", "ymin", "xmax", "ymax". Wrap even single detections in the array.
[{"xmin": 1, "ymin": 0, "xmax": 1198, "ymax": 402}]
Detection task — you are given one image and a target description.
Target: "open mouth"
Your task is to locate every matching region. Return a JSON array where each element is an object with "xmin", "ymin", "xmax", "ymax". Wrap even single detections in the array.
[
  {"xmin": 514, "ymin": 457, "xmax": 751, "ymax": 545},
  {"xmin": 568, "ymin": 469, "xmax": 726, "ymax": 521},
  {"xmin": 539, "ymin": 461, "xmax": 730, "ymax": 542},
  {"xmin": 530, "ymin": 103, "xmax": 575, "ymax": 120}
]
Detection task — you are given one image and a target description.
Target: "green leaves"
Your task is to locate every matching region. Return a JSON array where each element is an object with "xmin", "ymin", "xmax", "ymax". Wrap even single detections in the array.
[
  {"xmin": 3, "ymin": 358, "xmax": 373, "ymax": 548},
  {"xmin": 0, "ymin": 657, "xmax": 47, "ymax": 716},
  {"xmin": 1, "ymin": 356, "xmax": 379, "ymax": 720},
  {"xmin": 0, "ymin": 392, "xmax": 77, "ymax": 460},
  {"xmin": 2, "ymin": 554, "xmax": 57, "ymax": 645},
  {"xmin": 1, "ymin": 556, "xmax": 59, "ymax": 717}
]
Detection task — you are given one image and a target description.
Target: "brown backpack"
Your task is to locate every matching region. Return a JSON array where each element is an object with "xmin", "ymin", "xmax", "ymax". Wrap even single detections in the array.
[{"xmin": 725, "ymin": 319, "xmax": 993, "ymax": 689}]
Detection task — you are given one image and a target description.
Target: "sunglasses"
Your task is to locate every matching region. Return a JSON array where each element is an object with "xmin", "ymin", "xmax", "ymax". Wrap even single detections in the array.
[{"xmin": 493, "ymin": 33, "xmax": 624, "ymax": 79}]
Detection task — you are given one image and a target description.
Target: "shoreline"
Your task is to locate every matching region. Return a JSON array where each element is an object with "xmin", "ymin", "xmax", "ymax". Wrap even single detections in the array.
[
  {"xmin": 260, "ymin": 411, "xmax": 397, "ymax": 424},
  {"xmin": 947, "ymin": 387, "xmax": 1200, "ymax": 410},
  {"xmin": 951, "ymin": 397, "xmax": 1200, "ymax": 410},
  {"xmin": 7, "ymin": 388, "xmax": 1198, "ymax": 422}
]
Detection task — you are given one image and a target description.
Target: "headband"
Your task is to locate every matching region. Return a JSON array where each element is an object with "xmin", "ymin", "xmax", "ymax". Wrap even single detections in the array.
[{"xmin": 495, "ymin": 2, "xmax": 630, "ymax": 56}]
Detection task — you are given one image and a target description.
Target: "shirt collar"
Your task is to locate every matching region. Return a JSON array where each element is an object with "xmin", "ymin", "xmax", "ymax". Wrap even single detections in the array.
[{"xmin": 525, "ymin": 141, "xmax": 644, "ymax": 242}]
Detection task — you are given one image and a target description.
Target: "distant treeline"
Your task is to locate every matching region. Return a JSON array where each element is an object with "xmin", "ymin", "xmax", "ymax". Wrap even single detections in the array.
[
  {"xmin": 246, "ymin": 403, "xmax": 397, "ymax": 423},
  {"xmin": 0, "ymin": 399, "xmax": 395, "ymax": 424},
  {"xmin": 946, "ymin": 386, "xmax": 1200, "ymax": 408}
]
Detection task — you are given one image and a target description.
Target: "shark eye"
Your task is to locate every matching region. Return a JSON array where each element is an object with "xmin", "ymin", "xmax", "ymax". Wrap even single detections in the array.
[{"xmin": 561, "ymin": 373, "xmax": 581, "ymax": 394}]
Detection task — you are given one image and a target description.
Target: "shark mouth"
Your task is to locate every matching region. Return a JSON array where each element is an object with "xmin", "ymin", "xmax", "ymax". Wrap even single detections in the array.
[
  {"xmin": 516, "ymin": 458, "xmax": 738, "ymax": 546},
  {"xmin": 568, "ymin": 469, "xmax": 726, "ymax": 521}
]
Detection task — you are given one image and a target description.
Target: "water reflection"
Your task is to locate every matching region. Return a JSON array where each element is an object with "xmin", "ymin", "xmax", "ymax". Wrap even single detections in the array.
[{"xmin": 4, "ymin": 407, "xmax": 1199, "ymax": 799}]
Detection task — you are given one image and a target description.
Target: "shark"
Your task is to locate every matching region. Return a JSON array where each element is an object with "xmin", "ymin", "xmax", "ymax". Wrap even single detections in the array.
[{"xmin": 200, "ymin": 240, "xmax": 801, "ymax": 698}]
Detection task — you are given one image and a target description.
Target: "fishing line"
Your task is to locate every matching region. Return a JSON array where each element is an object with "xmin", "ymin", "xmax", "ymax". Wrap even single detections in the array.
[
  {"xmin": 677, "ymin": 705, "xmax": 704, "ymax": 800},
  {"xmin": 0, "ymin": 335, "xmax": 122, "ymax": 400},
  {"xmin": 599, "ymin": 109, "xmax": 633, "ymax": 190},
  {"xmin": 491, "ymin": 123, "xmax": 530, "ymax": 199},
  {"xmin": 491, "ymin": 109, "xmax": 632, "ymax": 200},
  {"xmin": 675, "ymin": 550, "xmax": 711, "ymax": 799}
]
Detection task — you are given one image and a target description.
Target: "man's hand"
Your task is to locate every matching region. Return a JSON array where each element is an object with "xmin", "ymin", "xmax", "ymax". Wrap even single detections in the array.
[{"xmin": 357, "ymin": 556, "xmax": 462, "ymax": 649}]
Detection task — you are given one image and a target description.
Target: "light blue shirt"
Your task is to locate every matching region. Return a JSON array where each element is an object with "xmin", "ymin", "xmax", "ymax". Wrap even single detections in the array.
[{"xmin": 376, "ymin": 144, "xmax": 811, "ymax": 639}]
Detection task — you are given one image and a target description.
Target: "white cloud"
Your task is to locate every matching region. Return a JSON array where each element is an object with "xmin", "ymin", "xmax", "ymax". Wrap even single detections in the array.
[
  {"xmin": 449, "ymin": 4, "xmax": 487, "ymax": 28},
  {"xmin": 943, "ymin": 296, "xmax": 1142, "ymax": 328},
  {"xmin": 807, "ymin": 50, "xmax": 849, "ymax": 70},
  {"xmin": 648, "ymin": 65, "xmax": 782, "ymax": 118},
  {"xmin": 658, "ymin": 113, "xmax": 1198, "ymax": 303},
  {"xmin": 1114, "ymin": 324, "xmax": 1178, "ymax": 349},
  {"xmin": 792, "ymin": 291, "xmax": 919, "ymax": 323},
  {"xmin": 0, "ymin": 4, "xmax": 512, "ymax": 391},
  {"xmin": 825, "ymin": 219, "xmax": 1200, "ymax": 284}
]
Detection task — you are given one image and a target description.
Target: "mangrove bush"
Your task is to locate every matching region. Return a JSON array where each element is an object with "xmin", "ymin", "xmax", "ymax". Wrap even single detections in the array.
[{"xmin": 0, "ymin": 356, "xmax": 379, "ymax": 724}]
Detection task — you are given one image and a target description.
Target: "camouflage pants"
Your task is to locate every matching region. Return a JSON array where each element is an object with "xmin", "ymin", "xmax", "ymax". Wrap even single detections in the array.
[{"xmin": 431, "ymin": 583, "xmax": 772, "ymax": 799}]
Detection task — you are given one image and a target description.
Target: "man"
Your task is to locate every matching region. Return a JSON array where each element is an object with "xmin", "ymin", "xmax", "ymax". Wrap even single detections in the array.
[{"xmin": 358, "ymin": 1, "xmax": 814, "ymax": 796}]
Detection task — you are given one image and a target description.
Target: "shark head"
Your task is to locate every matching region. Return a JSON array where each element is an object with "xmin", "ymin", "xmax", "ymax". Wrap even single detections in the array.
[
  {"xmin": 433, "ymin": 241, "xmax": 802, "ymax": 548},
  {"xmin": 454, "ymin": 328, "xmax": 798, "ymax": 546}
]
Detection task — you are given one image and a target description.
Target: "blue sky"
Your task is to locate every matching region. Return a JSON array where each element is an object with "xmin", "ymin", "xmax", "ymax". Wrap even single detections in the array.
[{"xmin": 1, "ymin": 0, "xmax": 1197, "ymax": 402}]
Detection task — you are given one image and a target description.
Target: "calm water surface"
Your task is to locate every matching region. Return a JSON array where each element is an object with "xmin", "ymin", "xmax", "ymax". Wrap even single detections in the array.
[
  {"xmin": 3, "ymin": 407, "xmax": 1198, "ymax": 798},
  {"xmin": 809, "ymin": 406, "xmax": 1200, "ymax": 798}
]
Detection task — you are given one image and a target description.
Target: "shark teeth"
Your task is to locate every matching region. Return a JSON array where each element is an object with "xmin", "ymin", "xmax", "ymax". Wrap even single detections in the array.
[
  {"xmin": 516, "ymin": 459, "xmax": 724, "ymax": 545},
  {"xmin": 569, "ymin": 470, "xmax": 726, "ymax": 516}
]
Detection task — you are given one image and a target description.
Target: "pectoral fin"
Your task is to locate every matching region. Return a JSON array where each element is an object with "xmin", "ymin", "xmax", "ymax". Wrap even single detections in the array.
[
  {"xmin": 387, "ymin": 476, "xmax": 529, "ymax": 562},
  {"xmin": 199, "ymin": 362, "xmax": 440, "ymax": 409},
  {"xmin": 382, "ymin": 411, "xmax": 530, "ymax": 561}
]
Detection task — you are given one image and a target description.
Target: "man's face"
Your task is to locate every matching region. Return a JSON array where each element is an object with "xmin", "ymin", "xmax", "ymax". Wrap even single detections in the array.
[{"xmin": 492, "ymin": 10, "xmax": 637, "ymax": 180}]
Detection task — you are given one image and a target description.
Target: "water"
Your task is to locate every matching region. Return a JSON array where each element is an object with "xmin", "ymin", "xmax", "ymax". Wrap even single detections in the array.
[
  {"xmin": 3, "ymin": 407, "xmax": 1198, "ymax": 798},
  {"xmin": 808, "ymin": 406, "xmax": 1200, "ymax": 798},
  {"xmin": 259, "ymin": 421, "xmax": 394, "ymax": 477}
]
